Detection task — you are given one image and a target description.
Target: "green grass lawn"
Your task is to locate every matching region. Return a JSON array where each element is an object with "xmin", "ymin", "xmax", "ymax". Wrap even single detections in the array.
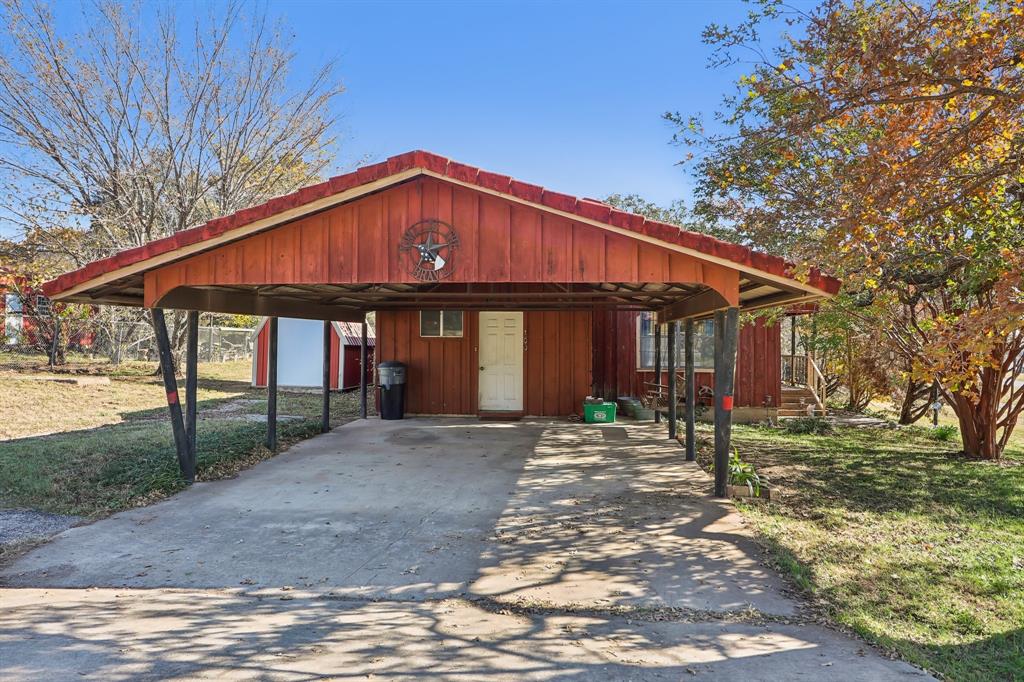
[
  {"xmin": 699, "ymin": 421, "xmax": 1024, "ymax": 681},
  {"xmin": 0, "ymin": 355, "xmax": 373, "ymax": 518}
]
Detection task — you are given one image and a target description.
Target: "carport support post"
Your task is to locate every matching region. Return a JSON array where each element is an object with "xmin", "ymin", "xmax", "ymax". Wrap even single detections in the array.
[
  {"xmin": 152, "ymin": 308, "xmax": 194, "ymax": 483},
  {"xmin": 321, "ymin": 320, "xmax": 331, "ymax": 433},
  {"xmin": 684, "ymin": 318, "xmax": 696, "ymax": 462},
  {"xmin": 267, "ymin": 316, "xmax": 278, "ymax": 451},
  {"xmin": 653, "ymin": 321, "xmax": 662, "ymax": 424},
  {"xmin": 667, "ymin": 321, "xmax": 677, "ymax": 441},
  {"xmin": 185, "ymin": 310, "xmax": 199, "ymax": 469},
  {"xmin": 713, "ymin": 307, "xmax": 739, "ymax": 497},
  {"xmin": 360, "ymin": 318, "xmax": 368, "ymax": 419}
]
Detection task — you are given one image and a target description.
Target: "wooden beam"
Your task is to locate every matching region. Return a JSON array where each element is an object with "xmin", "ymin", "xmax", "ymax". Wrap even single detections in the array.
[
  {"xmin": 653, "ymin": 321, "xmax": 662, "ymax": 424},
  {"xmin": 321, "ymin": 290, "xmax": 683, "ymax": 301},
  {"xmin": 658, "ymin": 288, "xmax": 730, "ymax": 322},
  {"xmin": 152, "ymin": 308, "xmax": 194, "ymax": 483},
  {"xmin": 321, "ymin": 320, "xmax": 331, "ymax": 434},
  {"xmin": 366, "ymin": 302, "xmax": 655, "ymax": 311},
  {"xmin": 667, "ymin": 321, "xmax": 678, "ymax": 441},
  {"xmin": 360, "ymin": 318, "xmax": 369, "ymax": 419},
  {"xmin": 713, "ymin": 307, "xmax": 739, "ymax": 497},
  {"xmin": 267, "ymin": 316, "xmax": 278, "ymax": 451},
  {"xmin": 185, "ymin": 310, "xmax": 199, "ymax": 471},
  {"xmin": 75, "ymin": 293, "xmax": 145, "ymax": 306},
  {"xmin": 156, "ymin": 287, "xmax": 366, "ymax": 322},
  {"xmin": 684, "ymin": 318, "xmax": 696, "ymax": 462}
]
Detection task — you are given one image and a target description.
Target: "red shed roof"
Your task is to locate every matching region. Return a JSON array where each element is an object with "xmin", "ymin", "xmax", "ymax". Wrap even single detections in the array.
[{"xmin": 43, "ymin": 150, "xmax": 840, "ymax": 302}]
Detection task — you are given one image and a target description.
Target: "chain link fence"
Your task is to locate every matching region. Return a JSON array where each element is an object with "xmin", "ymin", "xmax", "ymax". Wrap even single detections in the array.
[
  {"xmin": 1, "ymin": 310, "xmax": 255, "ymax": 371},
  {"xmin": 103, "ymin": 321, "xmax": 255, "ymax": 363}
]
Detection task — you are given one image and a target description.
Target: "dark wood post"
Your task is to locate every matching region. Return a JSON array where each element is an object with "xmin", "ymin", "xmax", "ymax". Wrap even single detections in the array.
[
  {"xmin": 185, "ymin": 310, "xmax": 199, "ymax": 471},
  {"xmin": 321, "ymin": 320, "xmax": 332, "ymax": 433},
  {"xmin": 267, "ymin": 316, "xmax": 278, "ymax": 451},
  {"xmin": 653, "ymin": 320, "xmax": 662, "ymax": 424},
  {"xmin": 153, "ymin": 308, "xmax": 194, "ymax": 483},
  {"xmin": 713, "ymin": 307, "xmax": 739, "ymax": 497},
  {"xmin": 684, "ymin": 318, "xmax": 696, "ymax": 462},
  {"xmin": 667, "ymin": 320, "xmax": 678, "ymax": 440},
  {"xmin": 360, "ymin": 318, "xmax": 368, "ymax": 419}
]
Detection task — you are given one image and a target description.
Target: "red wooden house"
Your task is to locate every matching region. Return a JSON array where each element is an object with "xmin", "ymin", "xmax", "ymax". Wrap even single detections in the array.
[
  {"xmin": 44, "ymin": 150, "xmax": 838, "ymax": 423},
  {"xmin": 1, "ymin": 279, "xmax": 94, "ymax": 349}
]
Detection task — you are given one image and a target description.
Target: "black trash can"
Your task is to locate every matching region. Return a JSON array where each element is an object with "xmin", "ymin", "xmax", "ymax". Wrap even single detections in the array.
[{"xmin": 378, "ymin": 361, "xmax": 407, "ymax": 420}]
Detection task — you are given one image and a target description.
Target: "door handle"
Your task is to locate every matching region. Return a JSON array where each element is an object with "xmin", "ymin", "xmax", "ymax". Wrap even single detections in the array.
[{"xmin": 479, "ymin": 366, "xmax": 485, "ymax": 371}]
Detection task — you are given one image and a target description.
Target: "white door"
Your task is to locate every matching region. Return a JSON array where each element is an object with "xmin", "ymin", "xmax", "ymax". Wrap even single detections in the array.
[{"xmin": 478, "ymin": 311, "xmax": 524, "ymax": 411}]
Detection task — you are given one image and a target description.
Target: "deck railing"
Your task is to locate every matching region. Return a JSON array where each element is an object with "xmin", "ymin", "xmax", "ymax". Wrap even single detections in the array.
[{"xmin": 781, "ymin": 354, "xmax": 808, "ymax": 386}]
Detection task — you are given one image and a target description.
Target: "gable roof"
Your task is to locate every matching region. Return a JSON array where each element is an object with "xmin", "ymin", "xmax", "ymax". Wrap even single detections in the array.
[{"xmin": 43, "ymin": 150, "xmax": 840, "ymax": 303}]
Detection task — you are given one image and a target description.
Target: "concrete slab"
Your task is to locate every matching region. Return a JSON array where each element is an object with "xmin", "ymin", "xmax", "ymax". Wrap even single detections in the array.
[
  {"xmin": 1, "ymin": 419, "xmax": 791, "ymax": 614},
  {"xmin": 0, "ymin": 588, "xmax": 931, "ymax": 681},
  {"xmin": 0, "ymin": 418, "xmax": 932, "ymax": 679}
]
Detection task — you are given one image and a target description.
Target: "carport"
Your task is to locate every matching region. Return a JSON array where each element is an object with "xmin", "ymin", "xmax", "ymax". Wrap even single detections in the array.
[{"xmin": 43, "ymin": 150, "xmax": 838, "ymax": 497}]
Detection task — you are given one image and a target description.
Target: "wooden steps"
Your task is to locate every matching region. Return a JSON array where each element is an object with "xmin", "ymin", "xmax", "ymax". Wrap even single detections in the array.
[{"xmin": 779, "ymin": 386, "xmax": 825, "ymax": 417}]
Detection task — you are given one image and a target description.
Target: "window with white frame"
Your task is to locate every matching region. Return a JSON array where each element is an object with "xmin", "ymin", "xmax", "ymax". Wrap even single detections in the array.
[
  {"xmin": 420, "ymin": 310, "xmax": 464, "ymax": 338},
  {"xmin": 637, "ymin": 312, "xmax": 715, "ymax": 370},
  {"xmin": 35, "ymin": 295, "xmax": 51, "ymax": 317}
]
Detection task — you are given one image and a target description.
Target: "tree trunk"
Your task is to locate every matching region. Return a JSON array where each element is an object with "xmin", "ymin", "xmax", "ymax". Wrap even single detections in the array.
[
  {"xmin": 950, "ymin": 391, "xmax": 1001, "ymax": 459},
  {"xmin": 897, "ymin": 376, "xmax": 932, "ymax": 425}
]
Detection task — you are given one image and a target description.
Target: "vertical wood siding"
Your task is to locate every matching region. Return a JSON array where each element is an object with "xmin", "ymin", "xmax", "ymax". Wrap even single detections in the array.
[
  {"xmin": 376, "ymin": 309, "xmax": 592, "ymax": 416},
  {"xmin": 255, "ymin": 323, "xmax": 269, "ymax": 386},
  {"xmin": 523, "ymin": 310, "xmax": 593, "ymax": 417},
  {"xmin": 375, "ymin": 310, "xmax": 479, "ymax": 415},
  {"xmin": 329, "ymin": 330, "xmax": 341, "ymax": 390},
  {"xmin": 591, "ymin": 310, "xmax": 780, "ymax": 408},
  {"xmin": 146, "ymin": 176, "xmax": 739, "ymax": 306}
]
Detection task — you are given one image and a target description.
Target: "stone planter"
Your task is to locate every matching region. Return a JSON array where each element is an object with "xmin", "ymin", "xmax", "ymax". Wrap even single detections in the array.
[
  {"xmin": 621, "ymin": 400, "xmax": 642, "ymax": 417},
  {"xmin": 727, "ymin": 484, "xmax": 777, "ymax": 501},
  {"xmin": 633, "ymin": 407, "xmax": 655, "ymax": 421}
]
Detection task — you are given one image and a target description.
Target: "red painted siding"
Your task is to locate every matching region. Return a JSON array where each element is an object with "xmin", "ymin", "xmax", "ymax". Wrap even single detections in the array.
[
  {"xmin": 145, "ymin": 176, "xmax": 739, "ymax": 307},
  {"xmin": 375, "ymin": 310, "xmax": 478, "ymax": 415},
  {"xmin": 255, "ymin": 323, "xmax": 269, "ymax": 386},
  {"xmin": 591, "ymin": 311, "xmax": 780, "ymax": 408},
  {"xmin": 342, "ymin": 345, "xmax": 374, "ymax": 390},
  {"xmin": 375, "ymin": 309, "xmax": 592, "ymax": 416},
  {"xmin": 329, "ymin": 329, "xmax": 341, "ymax": 390},
  {"xmin": 523, "ymin": 310, "xmax": 592, "ymax": 417}
]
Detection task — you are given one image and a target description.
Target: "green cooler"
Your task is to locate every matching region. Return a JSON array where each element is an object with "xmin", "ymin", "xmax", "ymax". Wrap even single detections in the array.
[{"xmin": 583, "ymin": 401, "xmax": 617, "ymax": 424}]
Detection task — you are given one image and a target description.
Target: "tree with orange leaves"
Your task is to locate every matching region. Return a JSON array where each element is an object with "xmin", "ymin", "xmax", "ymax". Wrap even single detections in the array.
[{"xmin": 673, "ymin": 0, "xmax": 1024, "ymax": 458}]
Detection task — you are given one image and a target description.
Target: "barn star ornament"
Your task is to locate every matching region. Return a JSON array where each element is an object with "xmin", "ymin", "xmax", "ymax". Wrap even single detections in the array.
[{"xmin": 399, "ymin": 219, "xmax": 459, "ymax": 281}]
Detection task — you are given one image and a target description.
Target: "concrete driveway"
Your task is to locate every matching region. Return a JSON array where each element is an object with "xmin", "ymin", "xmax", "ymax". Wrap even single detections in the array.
[{"xmin": 1, "ymin": 418, "xmax": 930, "ymax": 680}]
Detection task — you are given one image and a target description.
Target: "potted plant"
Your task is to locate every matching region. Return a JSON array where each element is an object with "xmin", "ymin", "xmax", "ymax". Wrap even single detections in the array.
[{"xmin": 713, "ymin": 449, "xmax": 774, "ymax": 500}]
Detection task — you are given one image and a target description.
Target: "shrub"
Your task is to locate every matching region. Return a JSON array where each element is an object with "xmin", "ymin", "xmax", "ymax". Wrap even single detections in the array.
[
  {"xmin": 928, "ymin": 424, "xmax": 959, "ymax": 442},
  {"xmin": 782, "ymin": 417, "xmax": 833, "ymax": 435}
]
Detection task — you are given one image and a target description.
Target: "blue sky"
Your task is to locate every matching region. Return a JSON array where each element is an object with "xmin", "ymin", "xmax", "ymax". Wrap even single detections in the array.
[
  {"xmin": 280, "ymin": 0, "xmax": 759, "ymax": 205},
  {"xmin": 2, "ymin": 0, "xmax": 792, "ymax": 239}
]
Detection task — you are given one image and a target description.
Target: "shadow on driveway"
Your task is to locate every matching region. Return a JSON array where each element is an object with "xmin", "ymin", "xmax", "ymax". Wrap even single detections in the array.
[{"xmin": 0, "ymin": 418, "xmax": 932, "ymax": 680}]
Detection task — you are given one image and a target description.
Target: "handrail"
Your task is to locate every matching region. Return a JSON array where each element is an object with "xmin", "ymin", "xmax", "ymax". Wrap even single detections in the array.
[{"xmin": 807, "ymin": 356, "xmax": 827, "ymax": 411}]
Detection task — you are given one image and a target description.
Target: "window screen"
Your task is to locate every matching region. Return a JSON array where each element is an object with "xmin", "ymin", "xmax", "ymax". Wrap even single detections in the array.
[
  {"xmin": 420, "ymin": 310, "xmax": 463, "ymax": 338},
  {"xmin": 637, "ymin": 313, "xmax": 715, "ymax": 370}
]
